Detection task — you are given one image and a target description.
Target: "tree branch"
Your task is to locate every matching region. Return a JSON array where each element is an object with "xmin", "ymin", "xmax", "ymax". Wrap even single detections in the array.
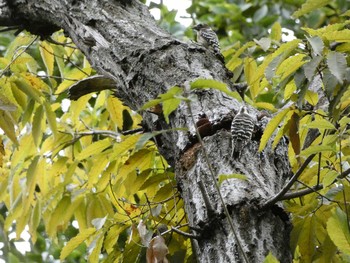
[
  {"xmin": 262, "ymin": 153, "xmax": 317, "ymax": 209},
  {"xmin": 280, "ymin": 184, "xmax": 323, "ymax": 200}
]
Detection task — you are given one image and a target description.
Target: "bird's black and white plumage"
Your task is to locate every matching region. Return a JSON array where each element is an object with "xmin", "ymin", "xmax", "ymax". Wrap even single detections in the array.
[
  {"xmin": 192, "ymin": 23, "xmax": 224, "ymax": 62},
  {"xmin": 231, "ymin": 106, "xmax": 255, "ymax": 159}
]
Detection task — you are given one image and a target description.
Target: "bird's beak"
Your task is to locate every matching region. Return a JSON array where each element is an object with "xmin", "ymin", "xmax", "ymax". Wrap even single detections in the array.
[{"xmin": 192, "ymin": 25, "xmax": 198, "ymax": 30}]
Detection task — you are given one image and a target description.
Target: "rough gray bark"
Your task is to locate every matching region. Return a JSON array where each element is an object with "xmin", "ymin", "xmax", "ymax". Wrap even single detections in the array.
[{"xmin": 0, "ymin": 0, "xmax": 292, "ymax": 261}]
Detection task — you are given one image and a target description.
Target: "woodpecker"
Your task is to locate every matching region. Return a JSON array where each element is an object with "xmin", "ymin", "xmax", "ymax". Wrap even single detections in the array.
[
  {"xmin": 231, "ymin": 106, "xmax": 255, "ymax": 159},
  {"xmin": 192, "ymin": 23, "xmax": 224, "ymax": 62}
]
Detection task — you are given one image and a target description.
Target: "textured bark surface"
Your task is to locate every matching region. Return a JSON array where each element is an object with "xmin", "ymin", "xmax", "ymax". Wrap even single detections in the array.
[{"xmin": 0, "ymin": 0, "xmax": 292, "ymax": 261}]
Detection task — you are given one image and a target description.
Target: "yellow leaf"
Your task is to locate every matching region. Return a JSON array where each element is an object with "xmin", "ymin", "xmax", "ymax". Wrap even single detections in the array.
[
  {"xmin": 252, "ymin": 40, "xmax": 301, "ymax": 85},
  {"xmin": 290, "ymin": 216, "xmax": 316, "ymax": 262},
  {"xmin": 87, "ymin": 154, "xmax": 109, "ymax": 188},
  {"xmin": 327, "ymin": 207, "xmax": 350, "ymax": 255},
  {"xmin": 293, "ymin": 0, "xmax": 331, "ymax": 18},
  {"xmin": 69, "ymin": 94, "xmax": 91, "ymax": 124},
  {"xmin": 23, "ymin": 156, "xmax": 40, "ymax": 216},
  {"xmin": 0, "ymin": 110, "xmax": 18, "ymax": 145},
  {"xmin": 29, "ymin": 200, "xmax": 41, "ymax": 243},
  {"xmin": 226, "ymin": 57, "xmax": 242, "ymax": 72},
  {"xmin": 284, "ymin": 80, "xmax": 297, "ymax": 100},
  {"xmin": 39, "ymin": 41, "xmax": 55, "ymax": 77},
  {"xmin": 21, "ymin": 73, "xmax": 51, "ymax": 93},
  {"xmin": 13, "ymin": 76, "xmax": 43, "ymax": 103},
  {"xmin": 89, "ymin": 233, "xmax": 104, "ymax": 262},
  {"xmin": 323, "ymin": 29, "xmax": 350, "ymax": 42},
  {"xmin": 56, "ymin": 68, "xmax": 88, "ymax": 94},
  {"xmin": 5, "ymin": 34, "xmax": 34, "ymax": 59},
  {"xmin": 109, "ymin": 134, "xmax": 142, "ymax": 159},
  {"xmin": 47, "ymin": 196, "xmax": 71, "ymax": 238},
  {"xmin": 259, "ymin": 108, "xmax": 290, "ymax": 151},
  {"xmin": 60, "ymin": 228, "xmax": 96, "ymax": 260},
  {"xmin": 43, "ymin": 101, "xmax": 58, "ymax": 138},
  {"xmin": 4, "ymin": 193, "xmax": 22, "ymax": 230},
  {"xmin": 254, "ymin": 102, "xmax": 276, "ymax": 111},
  {"xmin": 106, "ymin": 96, "xmax": 125, "ymax": 128},
  {"xmin": 32, "ymin": 105, "xmax": 44, "ymax": 146},
  {"xmin": 270, "ymin": 22, "xmax": 282, "ymax": 42},
  {"xmin": 105, "ymin": 225, "xmax": 128, "ymax": 253},
  {"xmin": 76, "ymin": 138, "xmax": 111, "ymax": 161},
  {"xmin": 276, "ymin": 54, "xmax": 307, "ymax": 81},
  {"xmin": 271, "ymin": 110, "xmax": 294, "ymax": 149},
  {"xmin": 244, "ymin": 58, "xmax": 257, "ymax": 86},
  {"xmin": 10, "ymin": 134, "xmax": 35, "ymax": 166},
  {"xmin": 74, "ymin": 201, "xmax": 88, "ymax": 231}
]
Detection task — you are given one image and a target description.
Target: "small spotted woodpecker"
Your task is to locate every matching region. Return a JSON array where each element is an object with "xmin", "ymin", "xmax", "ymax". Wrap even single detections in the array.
[
  {"xmin": 231, "ymin": 106, "xmax": 255, "ymax": 159},
  {"xmin": 192, "ymin": 23, "xmax": 224, "ymax": 62}
]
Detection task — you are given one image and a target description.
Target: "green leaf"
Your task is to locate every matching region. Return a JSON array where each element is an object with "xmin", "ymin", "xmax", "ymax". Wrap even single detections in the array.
[
  {"xmin": 306, "ymin": 36, "xmax": 324, "ymax": 56},
  {"xmin": 301, "ymin": 145, "xmax": 336, "ymax": 156},
  {"xmin": 303, "ymin": 56, "xmax": 322, "ymax": 81},
  {"xmin": 140, "ymin": 86, "xmax": 183, "ymax": 110},
  {"xmin": 305, "ymin": 119, "xmax": 335, "ymax": 129},
  {"xmin": 293, "ymin": 0, "xmax": 331, "ymax": 18},
  {"xmin": 339, "ymin": 116, "xmax": 350, "ymax": 129},
  {"xmin": 327, "ymin": 207, "xmax": 350, "ymax": 255},
  {"xmin": 190, "ymin": 79, "xmax": 241, "ymax": 101},
  {"xmin": 60, "ymin": 228, "xmax": 96, "ymax": 260},
  {"xmin": 322, "ymin": 170, "xmax": 338, "ymax": 187},
  {"xmin": 163, "ymin": 97, "xmax": 181, "ymax": 123},
  {"xmin": 263, "ymin": 252, "xmax": 280, "ymax": 263},
  {"xmin": 327, "ymin": 51, "xmax": 347, "ymax": 84},
  {"xmin": 218, "ymin": 173, "xmax": 247, "ymax": 186},
  {"xmin": 259, "ymin": 108, "xmax": 290, "ymax": 151}
]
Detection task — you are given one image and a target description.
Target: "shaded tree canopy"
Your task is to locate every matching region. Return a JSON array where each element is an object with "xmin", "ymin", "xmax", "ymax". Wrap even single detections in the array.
[{"xmin": 0, "ymin": 0, "xmax": 350, "ymax": 262}]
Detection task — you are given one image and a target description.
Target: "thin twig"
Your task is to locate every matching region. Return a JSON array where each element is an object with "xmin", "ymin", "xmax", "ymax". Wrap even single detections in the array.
[
  {"xmin": 171, "ymin": 226, "xmax": 200, "ymax": 239},
  {"xmin": 262, "ymin": 153, "xmax": 317, "ymax": 209}
]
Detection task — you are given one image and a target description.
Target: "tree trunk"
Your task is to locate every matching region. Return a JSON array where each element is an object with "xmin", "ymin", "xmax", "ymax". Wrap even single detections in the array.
[{"xmin": 0, "ymin": 0, "xmax": 292, "ymax": 261}]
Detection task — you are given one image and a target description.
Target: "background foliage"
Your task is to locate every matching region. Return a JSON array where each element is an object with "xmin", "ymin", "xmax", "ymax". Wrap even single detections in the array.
[{"xmin": 1, "ymin": 0, "xmax": 350, "ymax": 262}]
